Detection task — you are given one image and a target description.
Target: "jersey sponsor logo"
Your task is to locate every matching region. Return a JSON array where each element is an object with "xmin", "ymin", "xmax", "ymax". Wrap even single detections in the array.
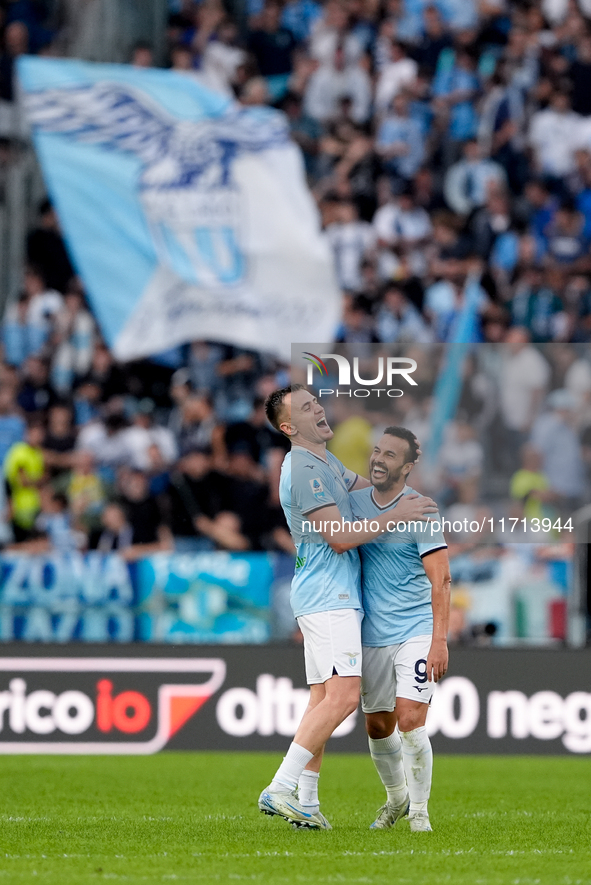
[
  {"xmin": 295, "ymin": 556, "xmax": 306, "ymax": 570},
  {"xmin": 414, "ymin": 685, "xmax": 430, "ymax": 693}
]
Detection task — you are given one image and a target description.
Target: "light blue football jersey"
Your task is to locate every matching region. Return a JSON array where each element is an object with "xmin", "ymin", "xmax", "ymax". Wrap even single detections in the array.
[
  {"xmin": 350, "ymin": 485, "xmax": 447, "ymax": 646},
  {"xmin": 279, "ymin": 446, "xmax": 362, "ymax": 618}
]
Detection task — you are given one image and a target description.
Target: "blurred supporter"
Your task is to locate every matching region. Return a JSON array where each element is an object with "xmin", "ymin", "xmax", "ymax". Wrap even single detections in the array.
[
  {"xmin": 496, "ymin": 328, "xmax": 551, "ymax": 472},
  {"xmin": 50, "ymin": 281, "xmax": 96, "ymax": 394},
  {"xmin": 26, "ymin": 200, "xmax": 74, "ymax": 294},
  {"xmin": 76, "ymin": 342, "xmax": 127, "ymax": 405},
  {"xmin": 376, "ymin": 283, "xmax": 432, "ymax": 343},
  {"xmin": 63, "ymin": 449, "xmax": 107, "ymax": 532},
  {"xmin": 510, "ymin": 444, "xmax": 553, "ymax": 523},
  {"xmin": 374, "ymin": 40, "xmax": 418, "ymax": 114},
  {"xmin": 131, "ymin": 41, "xmax": 155, "ymax": 68},
  {"xmin": 124, "ymin": 399, "xmax": 178, "ymax": 473},
  {"xmin": 0, "ymin": 20, "xmax": 30, "ymax": 101},
  {"xmin": 119, "ymin": 469, "xmax": 173, "ymax": 558},
  {"xmin": 303, "ymin": 43, "xmax": 372, "ymax": 125},
  {"xmin": 177, "ymin": 392, "xmax": 225, "ymax": 461},
  {"xmin": 0, "ymin": 386, "xmax": 25, "ymax": 465},
  {"xmin": 248, "ymin": 1, "xmax": 296, "ymax": 100},
  {"xmin": 218, "ymin": 446, "xmax": 279, "ymax": 550},
  {"xmin": 528, "ymin": 91, "xmax": 583, "ymax": 179},
  {"xmin": 325, "ymin": 198, "xmax": 375, "ymax": 291},
  {"xmin": 530, "ymin": 388, "xmax": 587, "ymax": 510},
  {"xmin": 201, "ymin": 19, "xmax": 246, "ymax": 93},
  {"xmin": 167, "ymin": 446, "xmax": 225, "ymax": 552},
  {"xmin": 91, "ymin": 503, "xmax": 134, "ymax": 556},
  {"xmin": 444, "ymin": 140, "xmax": 506, "ymax": 217},
  {"xmin": 376, "ymin": 92, "xmax": 425, "ymax": 184},
  {"xmin": 4, "ymin": 417, "xmax": 46, "ymax": 541},
  {"xmin": 509, "ymin": 265, "xmax": 566, "ymax": 342},
  {"xmin": 33, "ymin": 486, "xmax": 83, "ymax": 554},
  {"xmin": 17, "ymin": 356, "xmax": 57, "ymax": 414},
  {"xmin": 439, "ymin": 418, "xmax": 484, "ymax": 503},
  {"xmin": 43, "ymin": 402, "xmax": 76, "ymax": 474}
]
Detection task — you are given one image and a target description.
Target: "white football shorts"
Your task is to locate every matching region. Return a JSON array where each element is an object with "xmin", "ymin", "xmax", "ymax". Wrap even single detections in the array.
[
  {"xmin": 361, "ymin": 634, "xmax": 434, "ymax": 712},
  {"xmin": 297, "ymin": 609, "xmax": 363, "ymax": 685}
]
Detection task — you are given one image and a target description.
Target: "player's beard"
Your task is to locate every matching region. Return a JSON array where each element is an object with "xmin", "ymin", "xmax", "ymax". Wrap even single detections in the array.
[{"xmin": 370, "ymin": 461, "xmax": 403, "ymax": 493}]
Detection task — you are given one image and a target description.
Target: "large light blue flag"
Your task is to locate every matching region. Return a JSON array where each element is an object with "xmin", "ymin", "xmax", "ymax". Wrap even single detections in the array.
[{"xmin": 18, "ymin": 57, "xmax": 340, "ymax": 361}]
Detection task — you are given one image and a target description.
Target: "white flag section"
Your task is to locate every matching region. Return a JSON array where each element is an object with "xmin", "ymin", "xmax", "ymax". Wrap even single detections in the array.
[{"xmin": 18, "ymin": 57, "xmax": 341, "ymax": 361}]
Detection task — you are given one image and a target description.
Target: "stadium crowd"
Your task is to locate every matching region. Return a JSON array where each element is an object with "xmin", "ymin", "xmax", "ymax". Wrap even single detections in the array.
[{"xmin": 0, "ymin": 0, "xmax": 588, "ymax": 577}]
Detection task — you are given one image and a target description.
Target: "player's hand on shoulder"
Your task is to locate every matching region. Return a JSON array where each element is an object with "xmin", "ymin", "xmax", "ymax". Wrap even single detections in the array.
[
  {"xmin": 393, "ymin": 494, "xmax": 438, "ymax": 522},
  {"xmin": 426, "ymin": 637, "xmax": 448, "ymax": 683}
]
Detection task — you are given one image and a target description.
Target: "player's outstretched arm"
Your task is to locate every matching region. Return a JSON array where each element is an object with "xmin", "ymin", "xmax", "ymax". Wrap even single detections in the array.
[
  {"xmin": 311, "ymin": 495, "xmax": 438, "ymax": 554},
  {"xmin": 422, "ymin": 548, "xmax": 451, "ymax": 683}
]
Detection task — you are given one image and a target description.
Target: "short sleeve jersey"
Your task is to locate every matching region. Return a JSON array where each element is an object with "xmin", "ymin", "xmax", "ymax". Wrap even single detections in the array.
[
  {"xmin": 350, "ymin": 485, "xmax": 447, "ymax": 646},
  {"xmin": 279, "ymin": 446, "xmax": 362, "ymax": 618}
]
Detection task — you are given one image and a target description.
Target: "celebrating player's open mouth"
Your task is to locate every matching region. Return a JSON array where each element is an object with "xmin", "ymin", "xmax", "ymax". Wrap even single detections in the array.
[
  {"xmin": 370, "ymin": 461, "xmax": 388, "ymax": 483},
  {"xmin": 314, "ymin": 412, "xmax": 331, "ymax": 437}
]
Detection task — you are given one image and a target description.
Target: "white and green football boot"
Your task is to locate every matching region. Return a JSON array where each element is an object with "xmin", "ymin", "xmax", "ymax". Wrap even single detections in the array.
[
  {"xmin": 409, "ymin": 810, "xmax": 432, "ymax": 832},
  {"xmin": 258, "ymin": 788, "xmax": 332, "ymax": 829},
  {"xmin": 369, "ymin": 794, "xmax": 410, "ymax": 829}
]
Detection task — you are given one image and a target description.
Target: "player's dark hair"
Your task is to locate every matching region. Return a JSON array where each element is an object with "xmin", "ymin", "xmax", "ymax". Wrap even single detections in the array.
[
  {"xmin": 383, "ymin": 426, "xmax": 419, "ymax": 463},
  {"xmin": 264, "ymin": 384, "xmax": 305, "ymax": 433}
]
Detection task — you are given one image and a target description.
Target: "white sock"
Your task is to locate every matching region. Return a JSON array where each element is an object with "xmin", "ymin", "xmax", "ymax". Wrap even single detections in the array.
[
  {"xmin": 269, "ymin": 742, "xmax": 314, "ymax": 793},
  {"xmin": 298, "ymin": 770, "xmax": 320, "ymax": 813},
  {"xmin": 400, "ymin": 726, "xmax": 432, "ymax": 814},
  {"xmin": 368, "ymin": 731, "xmax": 407, "ymax": 806}
]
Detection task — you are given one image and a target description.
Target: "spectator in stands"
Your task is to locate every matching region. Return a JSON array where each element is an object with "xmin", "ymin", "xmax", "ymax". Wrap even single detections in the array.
[
  {"xmin": 375, "ymin": 40, "xmax": 418, "ymax": 114},
  {"xmin": 439, "ymin": 417, "xmax": 484, "ymax": 504},
  {"xmin": 17, "ymin": 356, "xmax": 57, "ymax": 414},
  {"xmin": 510, "ymin": 444, "xmax": 553, "ymax": 523},
  {"xmin": 544, "ymin": 199, "xmax": 590, "ymax": 268},
  {"xmin": 50, "ymin": 281, "xmax": 96, "ymax": 395},
  {"xmin": 325, "ymin": 198, "xmax": 375, "ymax": 291},
  {"xmin": 0, "ymin": 386, "xmax": 25, "ymax": 466},
  {"xmin": 167, "ymin": 446, "xmax": 225, "ymax": 552},
  {"xmin": 4, "ymin": 416, "xmax": 46, "ymax": 541},
  {"xmin": 373, "ymin": 184, "xmax": 432, "ymax": 279},
  {"xmin": 530, "ymin": 388, "xmax": 587, "ymax": 512},
  {"xmin": 219, "ymin": 446, "xmax": 275, "ymax": 550},
  {"xmin": 201, "ymin": 19, "xmax": 246, "ymax": 93},
  {"xmin": 432, "ymin": 46, "xmax": 480, "ymax": 154},
  {"xmin": 23, "ymin": 265, "xmax": 63, "ymax": 353},
  {"xmin": 76, "ymin": 342, "xmax": 127, "ymax": 405},
  {"xmin": 248, "ymin": 1, "xmax": 297, "ymax": 101},
  {"xmin": 0, "ymin": 20, "xmax": 29, "ymax": 101},
  {"xmin": 124, "ymin": 398, "xmax": 178, "ymax": 473},
  {"xmin": 444, "ymin": 139, "xmax": 506, "ymax": 217},
  {"xmin": 376, "ymin": 283, "xmax": 432, "ymax": 343},
  {"xmin": 496, "ymin": 327, "xmax": 551, "ymax": 473},
  {"xmin": 131, "ymin": 41, "xmax": 154, "ymax": 68},
  {"xmin": 376, "ymin": 92, "xmax": 425, "ymax": 185},
  {"xmin": 33, "ymin": 486, "xmax": 82, "ymax": 554},
  {"xmin": 528, "ymin": 91, "xmax": 583, "ymax": 179},
  {"xmin": 63, "ymin": 449, "xmax": 107, "ymax": 533},
  {"xmin": 509, "ymin": 265, "xmax": 567, "ymax": 342},
  {"xmin": 177, "ymin": 392, "xmax": 225, "ymax": 462},
  {"xmin": 26, "ymin": 200, "xmax": 74, "ymax": 294},
  {"xmin": 304, "ymin": 43, "xmax": 372, "ymax": 125},
  {"xmin": 335, "ymin": 295, "xmax": 380, "ymax": 344},
  {"xmin": 117, "ymin": 468, "xmax": 173, "ymax": 556},
  {"xmin": 43, "ymin": 402, "xmax": 76, "ymax": 475}
]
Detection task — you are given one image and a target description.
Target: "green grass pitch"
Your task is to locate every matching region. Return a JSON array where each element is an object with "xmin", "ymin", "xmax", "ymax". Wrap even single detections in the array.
[{"xmin": 0, "ymin": 753, "xmax": 589, "ymax": 884}]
